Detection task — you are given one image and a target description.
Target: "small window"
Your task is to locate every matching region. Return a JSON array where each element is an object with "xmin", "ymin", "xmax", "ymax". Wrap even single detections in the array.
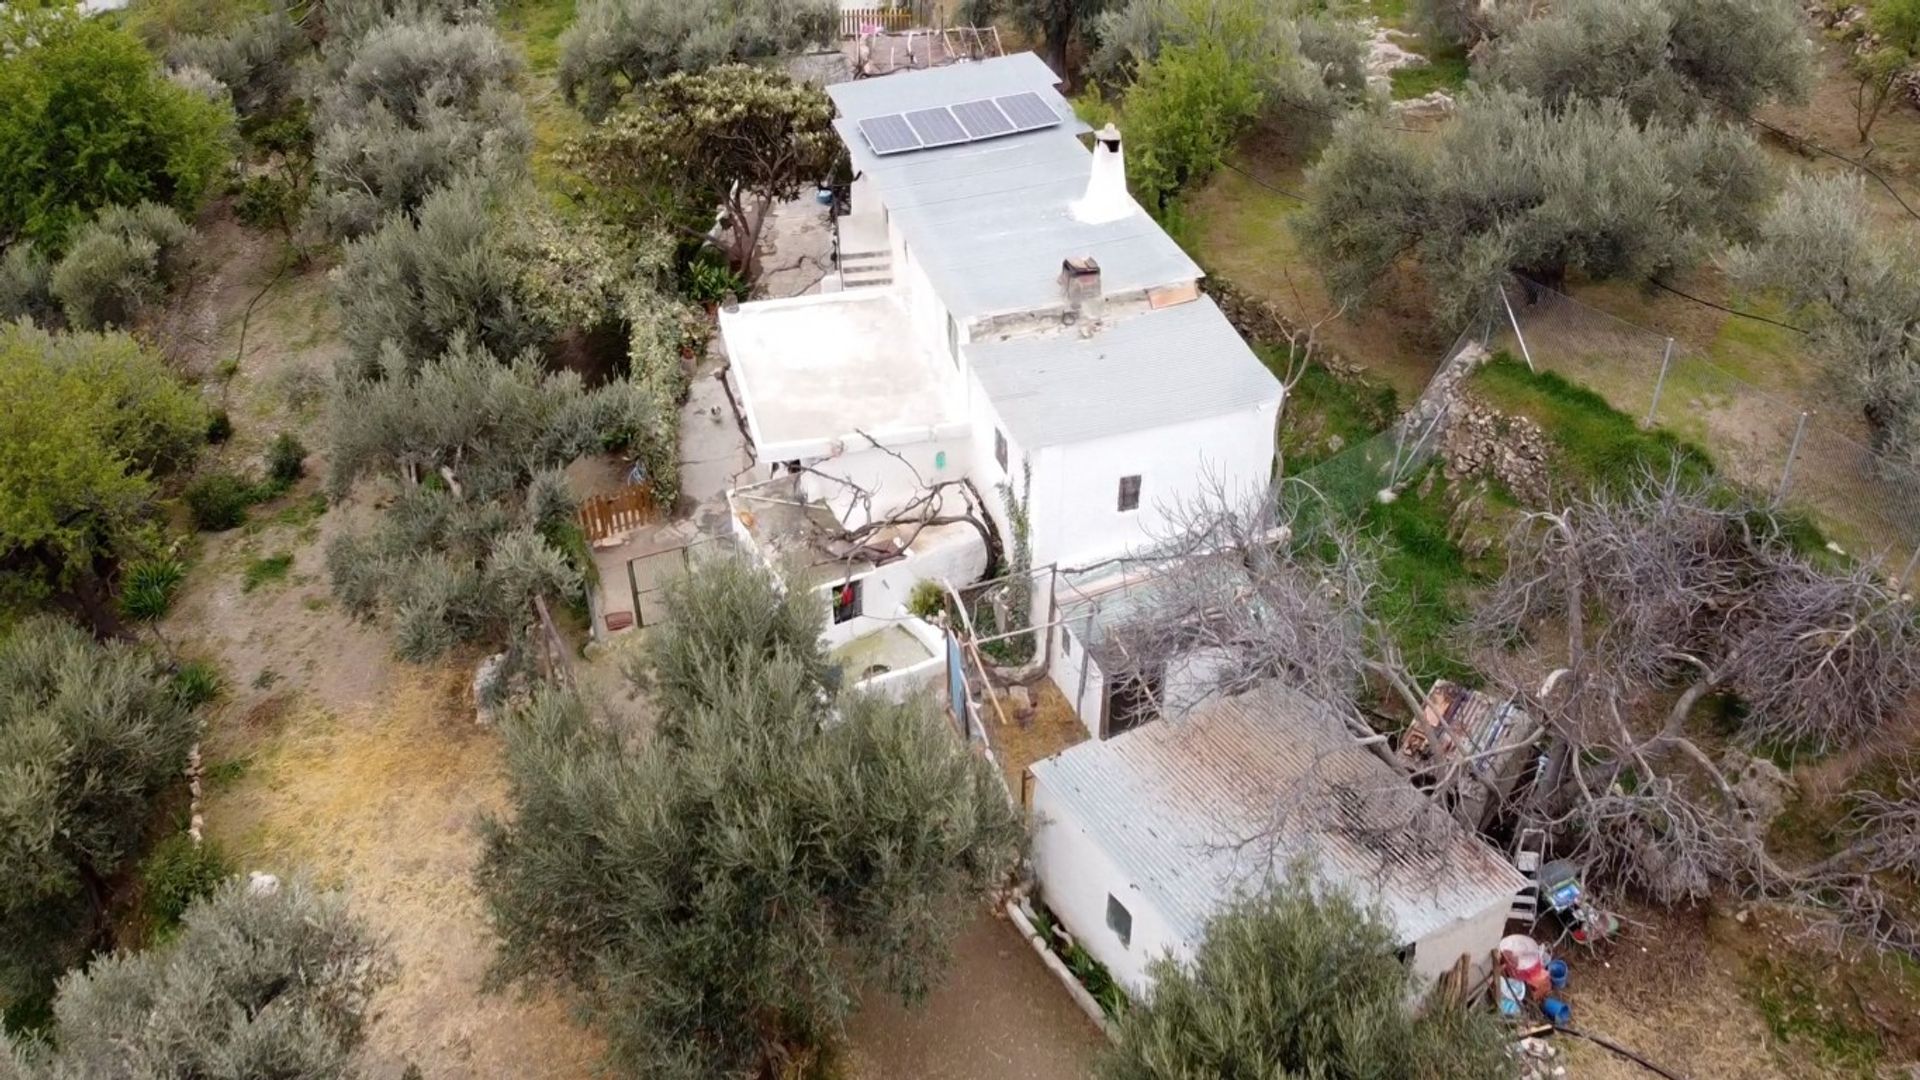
[
  {"xmin": 1395, "ymin": 943, "xmax": 1417, "ymax": 967},
  {"xmin": 946, "ymin": 313, "xmax": 960, "ymax": 366},
  {"xmin": 994, "ymin": 429, "xmax": 1009, "ymax": 472},
  {"xmin": 1117, "ymin": 474, "xmax": 1142, "ymax": 512},
  {"xmin": 1106, "ymin": 894, "xmax": 1133, "ymax": 948},
  {"xmin": 830, "ymin": 579, "xmax": 863, "ymax": 624},
  {"xmin": 1062, "ymin": 628, "xmax": 1072, "ymax": 658}
]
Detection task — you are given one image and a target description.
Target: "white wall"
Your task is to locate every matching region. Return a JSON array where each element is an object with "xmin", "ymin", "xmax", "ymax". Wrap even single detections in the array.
[
  {"xmin": 1409, "ymin": 898, "xmax": 1512, "ymax": 987},
  {"xmin": 817, "ymin": 523, "xmax": 988, "ymax": 649},
  {"xmin": 851, "ymin": 617, "xmax": 948, "ymax": 701},
  {"xmin": 963, "ymin": 366, "xmax": 1028, "ymax": 558},
  {"xmin": 1045, "ymin": 618, "xmax": 1108, "ymax": 739},
  {"xmin": 799, "ymin": 435, "xmax": 972, "ymax": 529},
  {"xmin": 1029, "ymin": 775, "xmax": 1192, "ymax": 996},
  {"xmin": 1028, "ymin": 401, "xmax": 1280, "ymax": 572}
]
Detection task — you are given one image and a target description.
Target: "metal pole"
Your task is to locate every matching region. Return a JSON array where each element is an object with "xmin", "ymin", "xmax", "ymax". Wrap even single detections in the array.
[
  {"xmin": 1901, "ymin": 545, "xmax": 1920, "ymax": 594},
  {"xmin": 1776, "ymin": 411, "xmax": 1810, "ymax": 504},
  {"xmin": 1500, "ymin": 282, "xmax": 1535, "ymax": 373},
  {"xmin": 1644, "ymin": 337, "xmax": 1674, "ymax": 428}
]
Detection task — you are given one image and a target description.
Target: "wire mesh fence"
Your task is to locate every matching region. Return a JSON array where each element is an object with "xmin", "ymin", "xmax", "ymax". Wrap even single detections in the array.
[{"xmin": 1488, "ymin": 277, "xmax": 1920, "ymax": 584}]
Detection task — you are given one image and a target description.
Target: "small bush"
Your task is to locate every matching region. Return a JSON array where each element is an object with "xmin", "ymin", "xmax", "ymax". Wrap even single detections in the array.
[
  {"xmin": 205, "ymin": 409, "xmax": 234, "ymax": 444},
  {"xmin": 121, "ymin": 557, "xmax": 187, "ymax": 621},
  {"xmin": 0, "ymin": 242, "xmax": 56, "ymax": 324},
  {"xmin": 242, "ymin": 552, "xmax": 295, "ymax": 592},
  {"xmin": 266, "ymin": 431, "xmax": 307, "ymax": 487},
  {"xmin": 140, "ymin": 834, "xmax": 230, "ymax": 932},
  {"xmin": 185, "ymin": 470, "xmax": 256, "ymax": 531},
  {"xmin": 680, "ymin": 254, "xmax": 747, "ymax": 307},
  {"xmin": 49, "ymin": 203, "xmax": 196, "ymax": 330},
  {"xmin": 171, "ymin": 659, "xmax": 224, "ymax": 707},
  {"xmin": 907, "ymin": 580, "xmax": 948, "ymax": 622}
]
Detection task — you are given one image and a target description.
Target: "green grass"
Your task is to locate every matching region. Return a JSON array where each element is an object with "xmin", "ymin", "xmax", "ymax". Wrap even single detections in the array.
[
  {"xmin": 241, "ymin": 552, "xmax": 295, "ymax": 593},
  {"xmin": 499, "ymin": 0, "xmax": 575, "ymax": 73},
  {"xmin": 1471, "ymin": 355, "xmax": 1716, "ymax": 488},
  {"xmin": 1747, "ymin": 957, "xmax": 1885, "ymax": 1077},
  {"xmin": 1268, "ymin": 355, "xmax": 1400, "ymax": 473},
  {"xmin": 1390, "ymin": 47, "xmax": 1471, "ymax": 100},
  {"xmin": 1359, "ymin": 470, "xmax": 1482, "ymax": 688}
]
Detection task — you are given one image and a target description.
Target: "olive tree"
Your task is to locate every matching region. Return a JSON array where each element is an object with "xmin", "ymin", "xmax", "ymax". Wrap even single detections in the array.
[
  {"xmin": 2, "ymin": 879, "xmax": 391, "ymax": 1079},
  {"xmin": 1730, "ymin": 174, "xmax": 1920, "ymax": 464},
  {"xmin": 0, "ymin": 618, "xmax": 200, "ymax": 1007},
  {"xmin": 48, "ymin": 203, "xmax": 196, "ymax": 331},
  {"xmin": 170, "ymin": 4, "xmax": 309, "ymax": 123},
  {"xmin": 1101, "ymin": 863, "xmax": 1510, "ymax": 1080},
  {"xmin": 1301, "ymin": 87, "xmax": 1770, "ymax": 328},
  {"xmin": 478, "ymin": 555, "xmax": 1024, "ymax": 1078},
  {"xmin": 1488, "ymin": 0, "xmax": 1812, "ymax": 123},
  {"xmin": 558, "ymin": 0, "xmax": 834, "ymax": 121},
  {"xmin": 309, "ymin": 13, "xmax": 529, "ymax": 237},
  {"xmin": 566, "ymin": 65, "xmax": 838, "ymax": 277}
]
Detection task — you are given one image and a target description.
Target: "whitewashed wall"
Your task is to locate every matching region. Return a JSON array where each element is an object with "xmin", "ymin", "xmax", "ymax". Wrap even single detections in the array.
[
  {"xmin": 1027, "ymin": 401, "xmax": 1279, "ymax": 572},
  {"xmin": 816, "ymin": 523, "xmax": 988, "ymax": 649},
  {"xmin": 1045, "ymin": 619, "xmax": 1108, "ymax": 739},
  {"xmin": 1029, "ymin": 775, "xmax": 1192, "ymax": 995},
  {"xmin": 799, "ymin": 435, "xmax": 972, "ymax": 528},
  {"xmin": 1408, "ymin": 898, "xmax": 1512, "ymax": 987}
]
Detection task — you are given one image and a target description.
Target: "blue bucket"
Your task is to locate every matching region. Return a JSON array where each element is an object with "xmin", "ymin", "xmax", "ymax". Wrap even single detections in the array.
[
  {"xmin": 1547, "ymin": 958, "xmax": 1569, "ymax": 989},
  {"xmin": 1542, "ymin": 996, "xmax": 1571, "ymax": 1027}
]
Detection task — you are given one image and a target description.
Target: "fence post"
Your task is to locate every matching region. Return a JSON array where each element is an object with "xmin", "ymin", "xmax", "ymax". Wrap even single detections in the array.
[
  {"xmin": 1644, "ymin": 337, "xmax": 1674, "ymax": 429},
  {"xmin": 1902, "ymin": 546, "xmax": 1920, "ymax": 594},
  {"xmin": 1499, "ymin": 282, "xmax": 1535, "ymax": 372},
  {"xmin": 1776, "ymin": 411, "xmax": 1810, "ymax": 505}
]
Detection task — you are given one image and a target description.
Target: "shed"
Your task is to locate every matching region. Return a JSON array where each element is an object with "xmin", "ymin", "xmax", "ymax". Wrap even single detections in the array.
[{"xmin": 1025, "ymin": 682, "xmax": 1528, "ymax": 994}]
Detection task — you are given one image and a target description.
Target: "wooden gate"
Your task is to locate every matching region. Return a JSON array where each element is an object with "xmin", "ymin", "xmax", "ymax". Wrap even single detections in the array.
[{"xmin": 578, "ymin": 483, "xmax": 658, "ymax": 544}]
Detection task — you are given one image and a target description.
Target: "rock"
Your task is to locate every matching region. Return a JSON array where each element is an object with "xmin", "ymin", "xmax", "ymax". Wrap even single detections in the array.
[
  {"xmin": 247, "ymin": 871, "xmax": 281, "ymax": 898},
  {"xmin": 473, "ymin": 652, "xmax": 509, "ymax": 725},
  {"xmin": 1007, "ymin": 684, "xmax": 1033, "ymax": 716},
  {"xmin": 1723, "ymin": 749, "xmax": 1794, "ymax": 826}
]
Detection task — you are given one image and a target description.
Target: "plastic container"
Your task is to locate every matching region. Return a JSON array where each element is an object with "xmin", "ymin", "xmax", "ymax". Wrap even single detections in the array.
[
  {"xmin": 1541, "ymin": 997, "xmax": 1571, "ymax": 1027},
  {"xmin": 1547, "ymin": 958, "xmax": 1569, "ymax": 989}
]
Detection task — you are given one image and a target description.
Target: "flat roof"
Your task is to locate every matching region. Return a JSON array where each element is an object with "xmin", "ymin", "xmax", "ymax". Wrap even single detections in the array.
[
  {"xmin": 966, "ymin": 295, "xmax": 1282, "ymax": 449},
  {"xmin": 1029, "ymin": 683, "xmax": 1528, "ymax": 949},
  {"xmin": 827, "ymin": 55, "xmax": 1200, "ymax": 321},
  {"xmin": 720, "ymin": 291, "xmax": 962, "ymax": 458}
]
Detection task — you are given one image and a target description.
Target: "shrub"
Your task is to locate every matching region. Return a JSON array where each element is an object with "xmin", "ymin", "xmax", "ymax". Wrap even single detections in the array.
[
  {"xmin": 185, "ymin": 470, "xmax": 257, "ymax": 531},
  {"xmin": 170, "ymin": 659, "xmax": 224, "ymax": 707},
  {"xmin": 558, "ymin": 0, "xmax": 836, "ymax": 120},
  {"xmin": 242, "ymin": 552, "xmax": 295, "ymax": 592},
  {"xmin": 266, "ymin": 431, "xmax": 307, "ymax": 487},
  {"xmin": 679, "ymin": 254, "xmax": 747, "ymax": 306},
  {"xmin": 121, "ymin": 557, "xmax": 188, "ymax": 622},
  {"xmin": 171, "ymin": 6, "xmax": 308, "ymax": 122},
  {"xmin": 0, "ymin": 8, "xmax": 234, "ymax": 249},
  {"xmin": 907, "ymin": 579, "xmax": 949, "ymax": 621},
  {"xmin": 205, "ymin": 409, "xmax": 234, "ymax": 444},
  {"xmin": 0, "ymin": 242, "xmax": 56, "ymax": 324},
  {"xmin": 139, "ymin": 835, "xmax": 230, "ymax": 932},
  {"xmin": 49, "ymin": 202, "xmax": 197, "ymax": 331}
]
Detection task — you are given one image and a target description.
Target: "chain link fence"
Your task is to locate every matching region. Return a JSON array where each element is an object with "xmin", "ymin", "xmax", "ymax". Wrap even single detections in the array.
[{"xmin": 1487, "ymin": 277, "xmax": 1920, "ymax": 584}]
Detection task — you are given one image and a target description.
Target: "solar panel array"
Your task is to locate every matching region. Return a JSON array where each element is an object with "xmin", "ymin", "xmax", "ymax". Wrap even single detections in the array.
[{"xmin": 857, "ymin": 92, "xmax": 1062, "ymax": 157}]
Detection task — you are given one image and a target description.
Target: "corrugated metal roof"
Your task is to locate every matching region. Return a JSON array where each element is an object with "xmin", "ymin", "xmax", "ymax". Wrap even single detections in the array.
[
  {"xmin": 825, "ymin": 55, "xmax": 1200, "ymax": 321},
  {"xmin": 965, "ymin": 296, "xmax": 1282, "ymax": 448},
  {"xmin": 1029, "ymin": 683, "xmax": 1529, "ymax": 949}
]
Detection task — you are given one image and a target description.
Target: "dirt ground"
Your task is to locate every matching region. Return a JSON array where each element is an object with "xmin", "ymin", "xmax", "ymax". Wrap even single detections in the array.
[{"xmin": 843, "ymin": 909, "xmax": 1107, "ymax": 1080}]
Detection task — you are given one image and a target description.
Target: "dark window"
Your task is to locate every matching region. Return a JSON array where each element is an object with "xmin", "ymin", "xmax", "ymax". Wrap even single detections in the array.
[
  {"xmin": 1118, "ymin": 474, "xmax": 1142, "ymax": 511},
  {"xmin": 1106, "ymin": 894, "xmax": 1133, "ymax": 948},
  {"xmin": 1104, "ymin": 668, "xmax": 1163, "ymax": 738},
  {"xmin": 1395, "ymin": 943, "xmax": 1417, "ymax": 967},
  {"xmin": 830, "ymin": 579, "xmax": 863, "ymax": 624},
  {"xmin": 1061, "ymin": 628, "xmax": 1072, "ymax": 657},
  {"xmin": 995, "ymin": 429, "xmax": 1009, "ymax": 472},
  {"xmin": 947, "ymin": 313, "xmax": 960, "ymax": 365}
]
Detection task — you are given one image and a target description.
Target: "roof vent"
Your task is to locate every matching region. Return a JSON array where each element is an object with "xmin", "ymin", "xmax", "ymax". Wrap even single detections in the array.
[
  {"xmin": 1060, "ymin": 256, "xmax": 1102, "ymax": 307},
  {"xmin": 1071, "ymin": 124, "xmax": 1130, "ymax": 225}
]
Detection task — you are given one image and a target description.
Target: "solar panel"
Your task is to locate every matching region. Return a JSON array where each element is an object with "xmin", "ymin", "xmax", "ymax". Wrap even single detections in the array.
[
  {"xmin": 952, "ymin": 98, "xmax": 1015, "ymax": 140},
  {"xmin": 905, "ymin": 107, "xmax": 968, "ymax": 148},
  {"xmin": 994, "ymin": 92, "xmax": 1060, "ymax": 132},
  {"xmin": 859, "ymin": 114, "xmax": 922, "ymax": 156}
]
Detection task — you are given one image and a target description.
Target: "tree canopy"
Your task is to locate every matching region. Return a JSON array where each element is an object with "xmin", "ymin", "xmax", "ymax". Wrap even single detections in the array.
[
  {"xmin": 478, "ymin": 555, "xmax": 1024, "ymax": 1078},
  {"xmin": 566, "ymin": 65, "xmax": 838, "ymax": 275},
  {"xmin": 557, "ymin": 0, "xmax": 835, "ymax": 121},
  {"xmin": 1099, "ymin": 863, "xmax": 1510, "ymax": 1080},
  {"xmin": 0, "ymin": 8, "xmax": 233, "ymax": 250},
  {"xmin": 0, "ymin": 617, "xmax": 200, "ymax": 1008},
  {"xmin": 1488, "ymin": 0, "xmax": 1812, "ymax": 123},
  {"xmin": 1301, "ymin": 88, "xmax": 1770, "ymax": 328},
  {"xmin": 2, "ymin": 878, "xmax": 391, "ymax": 1079},
  {"xmin": 0, "ymin": 322, "xmax": 204, "ymax": 622}
]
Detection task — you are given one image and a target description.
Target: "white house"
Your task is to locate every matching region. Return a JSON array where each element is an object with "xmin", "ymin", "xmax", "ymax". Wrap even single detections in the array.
[
  {"xmin": 720, "ymin": 53, "xmax": 1283, "ymax": 665},
  {"xmin": 1025, "ymin": 682, "xmax": 1529, "ymax": 995}
]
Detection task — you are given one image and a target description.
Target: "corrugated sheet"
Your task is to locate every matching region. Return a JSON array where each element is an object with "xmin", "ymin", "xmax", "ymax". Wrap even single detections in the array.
[
  {"xmin": 1029, "ymin": 683, "xmax": 1529, "ymax": 948},
  {"xmin": 965, "ymin": 296, "xmax": 1282, "ymax": 449},
  {"xmin": 825, "ymin": 55, "xmax": 1200, "ymax": 321}
]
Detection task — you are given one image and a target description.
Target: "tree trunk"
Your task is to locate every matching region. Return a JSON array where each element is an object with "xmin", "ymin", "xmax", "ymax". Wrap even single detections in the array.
[{"xmin": 1043, "ymin": 17, "xmax": 1072, "ymax": 87}]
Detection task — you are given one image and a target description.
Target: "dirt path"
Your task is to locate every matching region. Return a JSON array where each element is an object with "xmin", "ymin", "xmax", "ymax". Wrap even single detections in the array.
[{"xmin": 843, "ymin": 909, "xmax": 1106, "ymax": 1080}]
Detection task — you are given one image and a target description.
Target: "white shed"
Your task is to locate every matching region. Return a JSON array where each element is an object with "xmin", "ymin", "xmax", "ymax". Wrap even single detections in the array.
[{"xmin": 1025, "ymin": 683, "xmax": 1528, "ymax": 995}]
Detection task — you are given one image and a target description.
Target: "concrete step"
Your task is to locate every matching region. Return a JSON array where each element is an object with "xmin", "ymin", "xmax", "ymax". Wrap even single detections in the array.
[
  {"xmin": 840, "ymin": 251, "xmax": 891, "ymax": 268},
  {"xmin": 841, "ymin": 273, "xmax": 894, "ymax": 289}
]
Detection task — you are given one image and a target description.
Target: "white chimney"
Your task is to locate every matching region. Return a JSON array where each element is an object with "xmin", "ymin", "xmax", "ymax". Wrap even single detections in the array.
[{"xmin": 1071, "ymin": 123, "xmax": 1130, "ymax": 225}]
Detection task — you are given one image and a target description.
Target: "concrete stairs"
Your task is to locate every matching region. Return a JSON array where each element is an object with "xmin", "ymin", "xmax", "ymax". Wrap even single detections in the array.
[{"xmin": 839, "ymin": 247, "xmax": 894, "ymax": 289}]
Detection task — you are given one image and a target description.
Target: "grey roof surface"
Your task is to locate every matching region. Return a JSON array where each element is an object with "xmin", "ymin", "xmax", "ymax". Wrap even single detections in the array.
[
  {"xmin": 826, "ymin": 55, "xmax": 1200, "ymax": 320},
  {"xmin": 1029, "ymin": 683, "xmax": 1529, "ymax": 949},
  {"xmin": 965, "ymin": 296, "xmax": 1282, "ymax": 448}
]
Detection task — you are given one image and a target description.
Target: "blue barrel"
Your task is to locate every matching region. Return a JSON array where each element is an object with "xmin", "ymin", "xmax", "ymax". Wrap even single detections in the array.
[
  {"xmin": 1548, "ymin": 959, "xmax": 1569, "ymax": 989},
  {"xmin": 1542, "ymin": 997, "xmax": 1571, "ymax": 1027}
]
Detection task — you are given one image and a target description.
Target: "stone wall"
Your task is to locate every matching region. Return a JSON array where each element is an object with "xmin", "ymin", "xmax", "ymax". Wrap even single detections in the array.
[{"xmin": 1439, "ymin": 396, "xmax": 1553, "ymax": 506}]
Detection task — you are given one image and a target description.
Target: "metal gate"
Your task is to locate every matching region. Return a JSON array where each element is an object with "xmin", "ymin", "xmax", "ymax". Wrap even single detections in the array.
[{"xmin": 626, "ymin": 544, "xmax": 691, "ymax": 629}]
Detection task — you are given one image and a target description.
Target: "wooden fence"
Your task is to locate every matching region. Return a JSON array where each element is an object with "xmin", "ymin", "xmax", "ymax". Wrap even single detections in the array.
[
  {"xmin": 839, "ymin": 4, "xmax": 923, "ymax": 36},
  {"xmin": 579, "ymin": 483, "xmax": 659, "ymax": 544}
]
